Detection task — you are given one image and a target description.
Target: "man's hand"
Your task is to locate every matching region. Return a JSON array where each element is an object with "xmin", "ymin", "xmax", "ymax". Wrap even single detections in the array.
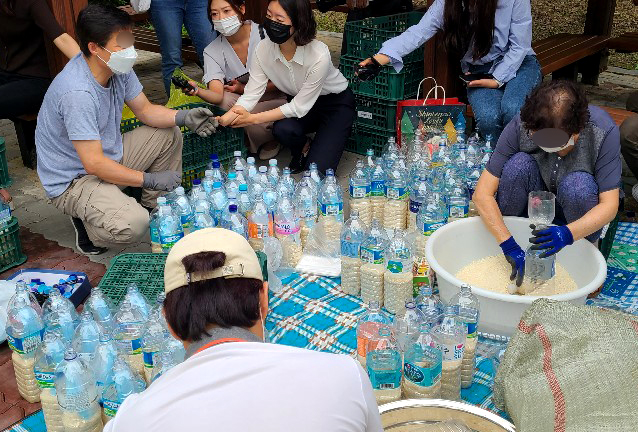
[
  {"xmin": 142, "ymin": 171, "xmax": 181, "ymax": 192},
  {"xmin": 180, "ymin": 80, "xmax": 200, "ymax": 96},
  {"xmin": 223, "ymin": 79, "xmax": 245, "ymax": 95},
  {"xmin": 468, "ymin": 79, "xmax": 500, "ymax": 89},
  {"xmin": 529, "ymin": 224, "xmax": 574, "ymax": 258},
  {"xmin": 175, "ymin": 107, "xmax": 218, "ymax": 137},
  {"xmin": 500, "ymin": 236, "xmax": 525, "ymax": 287}
]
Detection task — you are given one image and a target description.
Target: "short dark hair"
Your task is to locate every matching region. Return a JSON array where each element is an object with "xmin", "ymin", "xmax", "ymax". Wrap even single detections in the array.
[
  {"xmin": 275, "ymin": 0, "xmax": 316, "ymax": 46},
  {"xmin": 76, "ymin": 4, "xmax": 133, "ymax": 57},
  {"xmin": 163, "ymin": 251, "xmax": 263, "ymax": 342},
  {"xmin": 208, "ymin": 0, "xmax": 245, "ymax": 23},
  {"xmin": 520, "ymin": 80, "xmax": 590, "ymax": 136}
]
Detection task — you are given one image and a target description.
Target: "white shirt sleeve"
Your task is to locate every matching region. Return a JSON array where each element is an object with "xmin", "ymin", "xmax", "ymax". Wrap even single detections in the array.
[
  {"xmin": 352, "ymin": 358, "xmax": 384, "ymax": 432},
  {"xmin": 236, "ymin": 45, "xmax": 269, "ymax": 113},
  {"xmin": 278, "ymin": 52, "xmax": 331, "ymax": 118}
]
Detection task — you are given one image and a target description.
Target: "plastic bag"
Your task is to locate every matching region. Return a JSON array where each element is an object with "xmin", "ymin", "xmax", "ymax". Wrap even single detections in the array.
[
  {"xmin": 130, "ymin": 0, "xmax": 151, "ymax": 13},
  {"xmin": 166, "ymin": 69, "xmax": 206, "ymax": 109},
  {"xmin": 296, "ymin": 219, "xmax": 341, "ymax": 277},
  {"xmin": 263, "ymin": 237, "xmax": 284, "ymax": 293}
]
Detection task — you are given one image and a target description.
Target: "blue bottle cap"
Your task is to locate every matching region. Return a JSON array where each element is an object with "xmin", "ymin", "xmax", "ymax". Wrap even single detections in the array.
[
  {"xmin": 239, "ymin": 184, "xmax": 248, "ymax": 192},
  {"xmin": 193, "ymin": 179, "xmax": 201, "ymax": 185},
  {"xmin": 210, "ymin": 153, "xmax": 219, "ymax": 161},
  {"xmin": 213, "ymin": 181, "xmax": 223, "ymax": 189},
  {"xmin": 213, "ymin": 160, "xmax": 221, "ymax": 169},
  {"xmin": 228, "ymin": 172, "xmax": 237, "ymax": 179},
  {"xmin": 229, "ymin": 204, "xmax": 238, "ymax": 213},
  {"xmin": 32, "ymin": 279, "xmax": 41, "ymax": 284}
]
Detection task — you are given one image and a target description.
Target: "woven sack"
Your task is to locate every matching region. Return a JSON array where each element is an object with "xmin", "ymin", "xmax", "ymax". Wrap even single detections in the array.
[{"xmin": 494, "ymin": 298, "xmax": 638, "ymax": 432}]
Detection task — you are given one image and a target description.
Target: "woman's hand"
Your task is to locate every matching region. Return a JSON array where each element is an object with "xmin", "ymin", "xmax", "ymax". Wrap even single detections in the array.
[
  {"xmin": 468, "ymin": 79, "xmax": 500, "ymax": 89},
  {"xmin": 223, "ymin": 79, "xmax": 245, "ymax": 95},
  {"xmin": 181, "ymin": 80, "xmax": 200, "ymax": 96},
  {"xmin": 227, "ymin": 106, "xmax": 254, "ymax": 127},
  {"xmin": 218, "ymin": 110, "xmax": 240, "ymax": 127},
  {"xmin": 358, "ymin": 54, "xmax": 391, "ymax": 68}
]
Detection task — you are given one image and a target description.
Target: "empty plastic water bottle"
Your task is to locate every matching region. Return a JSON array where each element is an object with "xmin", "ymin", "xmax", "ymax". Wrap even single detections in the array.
[
  {"xmin": 173, "ymin": 187, "xmax": 194, "ymax": 235},
  {"xmin": 34, "ymin": 331, "xmax": 67, "ymax": 432},
  {"xmin": 113, "ymin": 298, "xmax": 145, "ymax": 376},
  {"xmin": 415, "ymin": 192, "xmax": 448, "ymax": 257},
  {"xmin": 319, "ymin": 169, "xmax": 344, "ymax": 223},
  {"xmin": 308, "ymin": 162, "xmax": 322, "ymax": 193},
  {"xmin": 8, "ymin": 281, "xmax": 43, "ymax": 317},
  {"xmin": 408, "ymin": 172, "xmax": 429, "ymax": 231},
  {"xmin": 294, "ymin": 171, "xmax": 318, "ymax": 247},
  {"xmin": 72, "ymin": 310, "xmax": 101, "ymax": 363},
  {"xmin": 142, "ymin": 305, "xmax": 168, "ymax": 384},
  {"xmin": 84, "ymin": 286, "xmax": 114, "ymax": 331},
  {"xmin": 102, "ymin": 355, "xmax": 146, "ymax": 423},
  {"xmin": 449, "ymin": 284, "xmax": 480, "ymax": 388},
  {"xmin": 276, "ymin": 167, "xmax": 296, "ymax": 200},
  {"xmin": 415, "ymin": 284, "xmax": 443, "ymax": 328},
  {"xmin": 434, "ymin": 305, "xmax": 466, "ymax": 401},
  {"xmin": 340, "ymin": 209, "xmax": 368, "ymax": 296},
  {"xmin": 202, "ymin": 170, "xmax": 215, "ymax": 194},
  {"xmin": 369, "ymin": 157, "xmax": 387, "ymax": 223},
  {"xmin": 7, "ymin": 296, "xmax": 44, "ymax": 403},
  {"xmin": 157, "ymin": 197, "xmax": 184, "ymax": 252},
  {"xmin": 267, "ymin": 159, "xmax": 280, "ymax": 187},
  {"xmin": 124, "ymin": 283, "xmax": 151, "ymax": 320},
  {"xmin": 149, "ymin": 205, "xmax": 162, "ymax": 253},
  {"xmin": 356, "ymin": 300, "xmax": 393, "ymax": 367},
  {"xmin": 251, "ymin": 166, "xmax": 268, "ymax": 201},
  {"xmin": 226, "ymin": 171, "xmax": 241, "ymax": 197},
  {"xmin": 366, "ymin": 325, "xmax": 402, "ymax": 405},
  {"xmin": 208, "ymin": 157, "xmax": 226, "ymax": 183},
  {"xmin": 248, "ymin": 195, "xmax": 273, "ymax": 251},
  {"xmin": 91, "ymin": 328, "xmax": 119, "ymax": 410},
  {"xmin": 364, "ymin": 148, "xmax": 376, "ymax": 173},
  {"xmin": 447, "ymin": 176, "xmax": 469, "ymax": 222},
  {"xmin": 237, "ymin": 183, "xmax": 253, "ymax": 217},
  {"xmin": 42, "ymin": 294, "xmax": 78, "ymax": 344},
  {"xmin": 235, "ymin": 166, "xmax": 248, "ymax": 185},
  {"xmin": 0, "ymin": 198, "xmax": 11, "ymax": 227},
  {"xmin": 192, "ymin": 204, "xmax": 215, "ymax": 231},
  {"xmin": 210, "ymin": 181, "xmax": 228, "ymax": 225},
  {"xmin": 403, "ymin": 322, "xmax": 442, "ymax": 399},
  {"xmin": 231, "ymin": 150, "xmax": 248, "ymax": 173},
  {"xmin": 349, "ymin": 159, "xmax": 372, "ymax": 227},
  {"xmin": 394, "ymin": 300, "xmax": 426, "ymax": 353},
  {"xmin": 224, "ymin": 204, "xmax": 248, "ymax": 239},
  {"xmin": 246, "ymin": 156, "xmax": 258, "ymax": 180},
  {"xmin": 55, "ymin": 348, "xmax": 104, "ymax": 431},
  {"xmin": 383, "ymin": 136, "xmax": 400, "ymax": 169}
]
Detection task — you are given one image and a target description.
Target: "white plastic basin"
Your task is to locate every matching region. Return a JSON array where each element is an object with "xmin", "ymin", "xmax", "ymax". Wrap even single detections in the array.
[{"xmin": 425, "ymin": 216, "xmax": 607, "ymax": 337}]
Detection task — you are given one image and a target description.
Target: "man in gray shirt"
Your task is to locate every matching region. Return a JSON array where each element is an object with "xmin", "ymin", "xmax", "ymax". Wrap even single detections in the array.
[
  {"xmin": 36, "ymin": 5, "xmax": 217, "ymax": 254},
  {"xmin": 473, "ymin": 80, "xmax": 621, "ymax": 286}
]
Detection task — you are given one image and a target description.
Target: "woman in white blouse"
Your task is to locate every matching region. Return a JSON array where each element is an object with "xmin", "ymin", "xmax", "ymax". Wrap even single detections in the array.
[
  {"xmin": 183, "ymin": 0, "xmax": 287, "ymax": 159},
  {"xmin": 217, "ymin": 0, "xmax": 355, "ymax": 173}
]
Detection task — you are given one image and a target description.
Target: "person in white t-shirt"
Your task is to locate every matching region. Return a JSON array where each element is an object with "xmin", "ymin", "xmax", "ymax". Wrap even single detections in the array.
[{"xmin": 103, "ymin": 228, "xmax": 383, "ymax": 432}]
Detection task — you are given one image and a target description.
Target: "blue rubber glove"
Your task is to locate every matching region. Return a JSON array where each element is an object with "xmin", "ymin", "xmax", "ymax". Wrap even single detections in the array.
[
  {"xmin": 499, "ymin": 236, "xmax": 525, "ymax": 287},
  {"xmin": 529, "ymin": 224, "xmax": 574, "ymax": 258}
]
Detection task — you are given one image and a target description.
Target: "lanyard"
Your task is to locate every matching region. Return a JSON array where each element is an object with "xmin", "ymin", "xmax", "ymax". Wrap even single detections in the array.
[{"xmin": 193, "ymin": 338, "xmax": 246, "ymax": 356}]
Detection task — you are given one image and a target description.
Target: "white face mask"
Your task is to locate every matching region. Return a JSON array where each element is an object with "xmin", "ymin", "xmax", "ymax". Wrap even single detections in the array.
[
  {"xmin": 98, "ymin": 46, "xmax": 138, "ymax": 75},
  {"xmin": 213, "ymin": 15, "xmax": 242, "ymax": 37}
]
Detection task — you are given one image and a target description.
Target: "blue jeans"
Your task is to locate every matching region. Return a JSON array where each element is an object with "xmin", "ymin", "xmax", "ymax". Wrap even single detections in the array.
[
  {"xmin": 496, "ymin": 152, "xmax": 602, "ymax": 241},
  {"xmin": 150, "ymin": 0, "xmax": 217, "ymax": 95},
  {"xmin": 466, "ymin": 55, "xmax": 542, "ymax": 142}
]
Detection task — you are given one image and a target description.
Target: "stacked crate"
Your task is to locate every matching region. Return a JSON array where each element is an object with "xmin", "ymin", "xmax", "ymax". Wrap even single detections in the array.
[{"xmin": 339, "ymin": 12, "xmax": 425, "ymax": 156}]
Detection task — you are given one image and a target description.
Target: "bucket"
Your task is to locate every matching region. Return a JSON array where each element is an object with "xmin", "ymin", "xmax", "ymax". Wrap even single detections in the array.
[{"xmin": 425, "ymin": 217, "xmax": 607, "ymax": 337}]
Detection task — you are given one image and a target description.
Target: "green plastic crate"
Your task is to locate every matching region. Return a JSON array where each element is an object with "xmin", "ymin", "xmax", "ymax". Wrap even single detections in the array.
[
  {"xmin": 182, "ymin": 161, "xmax": 208, "ymax": 190},
  {"xmin": 346, "ymin": 123, "xmax": 395, "ymax": 156},
  {"xmin": 0, "ymin": 138, "xmax": 12, "ymax": 188},
  {"xmin": 339, "ymin": 56, "xmax": 422, "ymax": 100},
  {"xmin": 600, "ymin": 214, "xmax": 620, "ymax": 260},
  {"xmin": 0, "ymin": 217, "xmax": 26, "ymax": 274},
  {"xmin": 354, "ymin": 94, "xmax": 399, "ymax": 130},
  {"xmin": 99, "ymin": 253, "xmax": 167, "ymax": 306},
  {"xmin": 344, "ymin": 12, "xmax": 425, "ymax": 64}
]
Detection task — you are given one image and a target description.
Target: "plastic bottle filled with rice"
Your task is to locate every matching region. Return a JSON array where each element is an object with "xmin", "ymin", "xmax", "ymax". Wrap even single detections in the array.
[
  {"xmin": 341, "ymin": 210, "xmax": 368, "ymax": 295},
  {"xmin": 360, "ymin": 219, "xmax": 389, "ymax": 305},
  {"xmin": 384, "ymin": 229, "xmax": 414, "ymax": 315}
]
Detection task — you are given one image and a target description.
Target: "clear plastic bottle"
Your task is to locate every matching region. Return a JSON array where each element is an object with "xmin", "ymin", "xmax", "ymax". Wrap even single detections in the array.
[
  {"xmin": 402, "ymin": 322, "xmax": 442, "ymax": 399},
  {"xmin": 225, "ymin": 171, "xmax": 240, "ymax": 197},
  {"xmin": 224, "ymin": 204, "xmax": 249, "ymax": 239},
  {"xmin": 384, "ymin": 160, "xmax": 408, "ymax": 230},
  {"xmin": 124, "ymin": 283, "xmax": 151, "ymax": 320},
  {"xmin": 208, "ymin": 157, "xmax": 226, "ymax": 184},
  {"xmin": 294, "ymin": 171, "xmax": 318, "ymax": 248},
  {"xmin": 364, "ymin": 148, "xmax": 376, "ymax": 173},
  {"xmin": 319, "ymin": 168, "xmax": 344, "ymax": 244},
  {"xmin": 276, "ymin": 167, "xmax": 296, "ymax": 200},
  {"xmin": 447, "ymin": 176, "xmax": 469, "ymax": 222},
  {"xmin": 72, "ymin": 310, "xmax": 101, "ymax": 363},
  {"xmin": 34, "ymin": 331, "xmax": 67, "ymax": 432},
  {"xmin": 8, "ymin": 281, "xmax": 43, "ymax": 316},
  {"xmin": 55, "ymin": 348, "xmax": 104, "ymax": 432},
  {"xmin": 360, "ymin": 219, "xmax": 389, "ymax": 305},
  {"xmin": 356, "ymin": 300, "xmax": 393, "ymax": 367},
  {"xmin": 274, "ymin": 192, "xmax": 302, "ymax": 268},
  {"xmin": 235, "ymin": 166, "xmax": 248, "ymax": 185},
  {"xmin": 113, "ymin": 298, "xmax": 145, "ymax": 376},
  {"xmin": 248, "ymin": 195, "xmax": 273, "ymax": 251},
  {"xmin": 192, "ymin": 204, "xmax": 215, "ymax": 231},
  {"xmin": 415, "ymin": 192, "xmax": 448, "ymax": 258},
  {"xmin": 84, "ymin": 286, "xmax": 114, "ymax": 331},
  {"xmin": 262, "ymin": 172, "xmax": 279, "ymax": 217},
  {"xmin": 202, "ymin": 170, "xmax": 215, "ymax": 194},
  {"xmin": 91, "ymin": 328, "xmax": 119, "ymax": 412},
  {"xmin": 366, "ymin": 325, "xmax": 402, "ymax": 405},
  {"xmin": 394, "ymin": 300, "xmax": 426, "ymax": 353},
  {"xmin": 231, "ymin": 150, "xmax": 248, "ymax": 172},
  {"xmin": 149, "ymin": 204, "xmax": 162, "ymax": 253},
  {"xmin": 267, "ymin": 158, "xmax": 281, "ymax": 187},
  {"xmin": 383, "ymin": 136, "xmax": 400, "ymax": 169},
  {"xmin": 340, "ymin": 209, "xmax": 367, "ymax": 296},
  {"xmin": 384, "ymin": 230, "xmax": 414, "ymax": 315},
  {"xmin": 251, "ymin": 166, "xmax": 268, "ymax": 201},
  {"xmin": 415, "ymin": 284, "xmax": 443, "ymax": 329},
  {"xmin": 408, "ymin": 173, "xmax": 429, "ymax": 231},
  {"xmin": 237, "ymin": 183, "xmax": 253, "ymax": 217},
  {"xmin": 369, "ymin": 157, "xmax": 387, "ymax": 223},
  {"xmin": 246, "ymin": 156, "xmax": 258, "ymax": 181},
  {"xmin": 349, "ymin": 159, "xmax": 372, "ymax": 227},
  {"xmin": 157, "ymin": 197, "xmax": 184, "ymax": 252},
  {"xmin": 7, "ymin": 296, "xmax": 44, "ymax": 403},
  {"xmin": 0, "ymin": 197, "xmax": 12, "ymax": 227},
  {"xmin": 308, "ymin": 162, "xmax": 323, "ymax": 193},
  {"xmin": 43, "ymin": 296, "xmax": 78, "ymax": 344},
  {"xmin": 173, "ymin": 187, "xmax": 194, "ymax": 235},
  {"xmin": 449, "ymin": 284, "xmax": 480, "ymax": 388},
  {"xmin": 142, "ymin": 306, "xmax": 169, "ymax": 384},
  {"xmin": 434, "ymin": 305, "xmax": 466, "ymax": 401},
  {"xmin": 102, "ymin": 355, "xmax": 146, "ymax": 423},
  {"xmin": 210, "ymin": 181, "xmax": 228, "ymax": 226}
]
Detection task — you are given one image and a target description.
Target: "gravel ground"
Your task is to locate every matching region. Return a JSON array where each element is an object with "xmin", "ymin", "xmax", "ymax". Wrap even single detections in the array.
[{"xmin": 315, "ymin": 0, "xmax": 638, "ymax": 69}]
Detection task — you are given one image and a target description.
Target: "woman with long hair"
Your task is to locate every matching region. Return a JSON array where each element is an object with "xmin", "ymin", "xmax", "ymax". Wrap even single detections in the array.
[
  {"xmin": 181, "ymin": 0, "xmax": 287, "ymax": 159},
  {"xmin": 360, "ymin": 0, "xmax": 541, "ymax": 141},
  {"xmin": 217, "ymin": 0, "xmax": 355, "ymax": 174}
]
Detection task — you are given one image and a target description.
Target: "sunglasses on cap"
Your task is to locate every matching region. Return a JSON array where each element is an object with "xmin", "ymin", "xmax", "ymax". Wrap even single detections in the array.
[{"xmin": 530, "ymin": 128, "xmax": 574, "ymax": 153}]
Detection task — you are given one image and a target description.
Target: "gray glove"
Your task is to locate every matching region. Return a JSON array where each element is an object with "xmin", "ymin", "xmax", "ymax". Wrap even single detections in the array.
[
  {"xmin": 175, "ymin": 107, "xmax": 218, "ymax": 137},
  {"xmin": 142, "ymin": 171, "xmax": 181, "ymax": 192}
]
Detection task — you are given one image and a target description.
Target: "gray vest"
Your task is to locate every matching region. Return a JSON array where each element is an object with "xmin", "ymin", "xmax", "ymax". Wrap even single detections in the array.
[{"xmin": 519, "ymin": 120, "xmax": 606, "ymax": 193}]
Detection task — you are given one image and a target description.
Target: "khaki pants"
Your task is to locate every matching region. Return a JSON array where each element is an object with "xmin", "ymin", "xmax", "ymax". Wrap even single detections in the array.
[
  {"xmin": 219, "ymin": 91, "xmax": 287, "ymax": 154},
  {"xmin": 51, "ymin": 126, "xmax": 183, "ymax": 245}
]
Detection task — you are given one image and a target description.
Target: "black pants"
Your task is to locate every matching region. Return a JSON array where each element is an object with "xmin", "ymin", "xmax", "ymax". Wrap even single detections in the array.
[{"xmin": 272, "ymin": 88, "xmax": 356, "ymax": 174}]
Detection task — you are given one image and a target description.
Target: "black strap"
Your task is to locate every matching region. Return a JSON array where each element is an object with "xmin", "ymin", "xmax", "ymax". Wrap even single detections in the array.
[{"xmin": 258, "ymin": 24, "xmax": 265, "ymax": 40}]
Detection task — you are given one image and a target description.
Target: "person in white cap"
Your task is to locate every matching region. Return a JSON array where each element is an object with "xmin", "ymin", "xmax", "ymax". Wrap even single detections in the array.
[{"xmin": 103, "ymin": 227, "xmax": 383, "ymax": 432}]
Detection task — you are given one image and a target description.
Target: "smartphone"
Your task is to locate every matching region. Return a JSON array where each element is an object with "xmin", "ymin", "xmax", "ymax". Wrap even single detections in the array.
[
  {"xmin": 459, "ymin": 73, "xmax": 494, "ymax": 84},
  {"xmin": 234, "ymin": 73, "xmax": 250, "ymax": 85},
  {"xmin": 171, "ymin": 76, "xmax": 196, "ymax": 92}
]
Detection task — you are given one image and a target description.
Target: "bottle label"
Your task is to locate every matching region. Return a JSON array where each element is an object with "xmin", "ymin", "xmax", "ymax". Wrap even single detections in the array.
[
  {"xmin": 340, "ymin": 240, "xmax": 360, "ymax": 258},
  {"xmin": 386, "ymin": 260, "xmax": 404, "ymax": 274},
  {"xmin": 320, "ymin": 203, "xmax": 343, "ymax": 217},
  {"xmin": 409, "ymin": 199, "xmax": 422, "ymax": 214},
  {"xmin": 144, "ymin": 351, "xmax": 158, "ymax": 368},
  {"xmin": 35, "ymin": 370, "xmax": 55, "ymax": 388},
  {"xmin": 131, "ymin": 338, "xmax": 142, "ymax": 355},
  {"xmin": 160, "ymin": 232, "xmax": 184, "ymax": 249},
  {"xmin": 386, "ymin": 186, "xmax": 407, "ymax": 200},
  {"xmin": 150, "ymin": 225, "xmax": 160, "ymax": 244},
  {"xmin": 180, "ymin": 215, "xmax": 193, "ymax": 231},
  {"xmin": 7, "ymin": 330, "xmax": 43, "ymax": 354},
  {"xmin": 404, "ymin": 357, "xmax": 442, "ymax": 387},
  {"xmin": 467, "ymin": 322, "xmax": 478, "ymax": 339},
  {"xmin": 422, "ymin": 221, "xmax": 445, "ymax": 236},
  {"xmin": 412, "ymin": 257, "xmax": 431, "ymax": 290},
  {"xmin": 448, "ymin": 204, "xmax": 469, "ymax": 219},
  {"xmin": 275, "ymin": 219, "xmax": 300, "ymax": 236},
  {"xmin": 367, "ymin": 364, "xmax": 402, "ymax": 391},
  {"xmin": 249, "ymin": 222, "xmax": 273, "ymax": 239},
  {"xmin": 103, "ymin": 399, "xmax": 121, "ymax": 418},
  {"xmin": 437, "ymin": 342, "xmax": 465, "ymax": 362},
  {"xmin": 370, "ymin": 180, "xmax": 385, "ymax": 197},
  {"xmin": 349, "ymin": 185, "xmax": 370, "ymax": 199},
  {"xmin": 360, "ymin": 247, "xmax": 384, "ymax": 264}
]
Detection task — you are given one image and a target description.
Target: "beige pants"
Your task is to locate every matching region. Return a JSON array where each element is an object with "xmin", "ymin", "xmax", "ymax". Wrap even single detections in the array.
[
  {"xmin": 219, "ymin": 91, "xmax": 287, "ymax": 154},
  {"xmin": 51, "ymin": 126, "xmax": 183, "ymax": 245}
]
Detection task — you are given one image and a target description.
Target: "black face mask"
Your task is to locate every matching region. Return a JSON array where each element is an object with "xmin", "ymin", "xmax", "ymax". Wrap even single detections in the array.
[{"xmin": 263, "ymin": 18, "xmax": 292, "ymax": 44}]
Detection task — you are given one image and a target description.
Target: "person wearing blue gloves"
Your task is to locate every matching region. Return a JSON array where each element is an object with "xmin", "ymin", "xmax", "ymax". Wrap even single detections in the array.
[{"xmin": 473, "ymin": 80, "xmax": 621, "ymax": 286}]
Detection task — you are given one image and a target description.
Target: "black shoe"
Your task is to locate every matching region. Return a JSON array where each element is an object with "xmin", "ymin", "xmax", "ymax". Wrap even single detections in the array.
[
  {"xmin": 289, "ymin": 152, "xmax": 308, "ymax": 174},
  {"xmin": 70, "ymin": 217, "xmax": 108, "ymax": 256}
]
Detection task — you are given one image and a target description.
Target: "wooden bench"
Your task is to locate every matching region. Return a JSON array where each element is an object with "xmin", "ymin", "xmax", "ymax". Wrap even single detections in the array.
[
  {"xmin": 601, "ymin": 106, "xmax": 635, "ymax": 126},
  {"xmin": 608, "ymin": 32, "xmax": 638, "ymax": 53}
]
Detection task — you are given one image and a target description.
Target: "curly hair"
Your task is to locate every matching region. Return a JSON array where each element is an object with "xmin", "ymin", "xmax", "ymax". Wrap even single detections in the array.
[{"xmin": 520, "ymin": 80, "xmax": 590, "ymax": 135}]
